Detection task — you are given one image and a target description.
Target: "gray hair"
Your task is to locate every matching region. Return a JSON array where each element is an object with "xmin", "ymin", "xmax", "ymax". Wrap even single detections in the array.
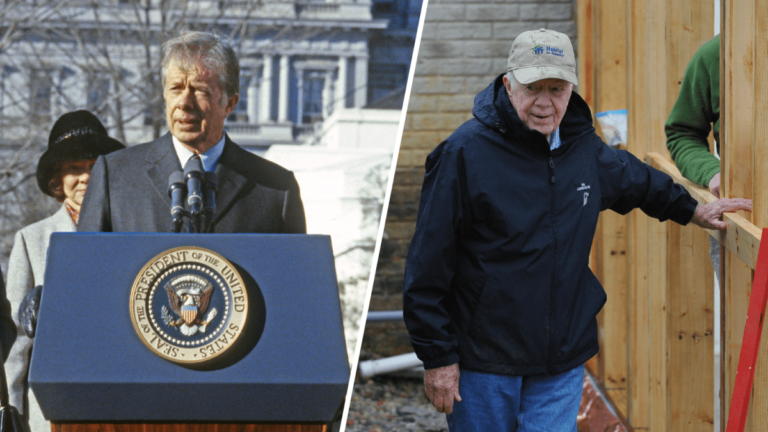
[
  {"xmin": 161, "ymin": 32, "xmax": 240, "ymax": 103},
  {"xmin": 505, "ymin": 71, "xmax": 573, "ymax": 92},
  {"xmin": 505, "ymin": 71, "xmax": 523, "ymax": 92}
]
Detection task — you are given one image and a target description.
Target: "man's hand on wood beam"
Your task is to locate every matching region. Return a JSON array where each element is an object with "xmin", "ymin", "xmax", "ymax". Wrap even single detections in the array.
[{"xmin": 691, "ymin": 198, "xmax": 753, "ymax": 230}]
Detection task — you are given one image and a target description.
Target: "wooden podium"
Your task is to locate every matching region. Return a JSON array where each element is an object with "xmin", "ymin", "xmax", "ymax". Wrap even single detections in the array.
[{"xmin": 30, "ymin": 234, "xmax": 349, "ymax": 432}]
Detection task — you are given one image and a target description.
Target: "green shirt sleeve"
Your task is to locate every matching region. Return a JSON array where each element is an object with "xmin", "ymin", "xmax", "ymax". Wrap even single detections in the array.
[{"xmin": 665, "ymin": 35, "xmax": 721, "ymax": 187}]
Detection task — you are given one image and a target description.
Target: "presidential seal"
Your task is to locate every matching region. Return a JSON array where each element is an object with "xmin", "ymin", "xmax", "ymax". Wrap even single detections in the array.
[{"xmin": 130, "ymin": 247, "xmax": 248, "ymax": 366}]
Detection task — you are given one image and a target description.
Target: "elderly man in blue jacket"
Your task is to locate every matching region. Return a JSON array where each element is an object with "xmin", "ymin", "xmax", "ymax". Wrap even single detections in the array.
[{"xmin": 403, "ymin": 29, "xmax": 750, "ymax": 431}]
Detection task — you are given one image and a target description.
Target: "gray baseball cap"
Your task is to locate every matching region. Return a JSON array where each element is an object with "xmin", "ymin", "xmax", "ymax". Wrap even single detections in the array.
[{"xmin": 507, "ymin": 28, "xmax": 578, "ymax": 86}]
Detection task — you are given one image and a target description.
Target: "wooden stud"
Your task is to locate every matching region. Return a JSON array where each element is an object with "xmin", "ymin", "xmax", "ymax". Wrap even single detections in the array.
[
  {"xmin": 592, "ymin": 0, "xmax": 629, "ymax": 411},
  {"xmin": 579, "ymin": 0, "xmax": 601, "ymax": 382},
  {"xmin": 748, "ymin": 1, "xmax": 768, "ymax": 429},
  {"xmin": 667, "ymin": 223, "xmax": 715, "ymax": 431},
  {"xmin": 577, "ymin": 0, "xmax": 595, "ymax": 110},
  {"xmin": 626, "ymin": 0, "xmax": 650, "ymax": 425},
  {"xmin": 646, "ymin": 1, "xmax": 671, "ymax": 430},
  {"xmin": 722, "ymin": 1, "xmax": 756, "ymax": 430}
]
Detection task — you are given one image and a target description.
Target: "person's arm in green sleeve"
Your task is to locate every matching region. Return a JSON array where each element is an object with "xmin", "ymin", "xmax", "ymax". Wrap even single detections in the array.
[{"xmin": 665, "ymin": 35, "xmax": 721, "ymax": 192}]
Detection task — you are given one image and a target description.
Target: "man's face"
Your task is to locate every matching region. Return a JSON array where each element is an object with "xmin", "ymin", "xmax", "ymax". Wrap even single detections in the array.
[
  {"xmin": 503, "ymin": 76, "xmax": 572, "ymax": 136},
  {"xmin": 164, "ymin": 60, "xmax": 238, "ymax": 153}
]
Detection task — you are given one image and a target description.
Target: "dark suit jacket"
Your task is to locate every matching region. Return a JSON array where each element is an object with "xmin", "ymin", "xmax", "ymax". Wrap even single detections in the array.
[{"xmin": 79, "ymin": 133, "xmax": 306, "ymax": 233}]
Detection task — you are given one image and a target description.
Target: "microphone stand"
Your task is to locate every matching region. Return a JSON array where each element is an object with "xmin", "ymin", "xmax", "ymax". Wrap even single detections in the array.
[
  {"xmin": 168, "ymin": 171, "xmax": 188, "ymax": 233},
  {"xmin": 168, "ymin": 167, "xmax": 217, "ymax": 234},
  {"xmin": 183, "ymin": 158, "xmax": 205, "ymax": 233}
]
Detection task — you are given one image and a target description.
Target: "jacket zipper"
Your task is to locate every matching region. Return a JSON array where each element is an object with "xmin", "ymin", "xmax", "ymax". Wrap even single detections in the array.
[
  {"xmin": 547, "ymin": 155, "xmax": 558, "ymax": 374},
  {"xmin": 548, "ymin": 157, "xmax": 556, "ymax": 184}
]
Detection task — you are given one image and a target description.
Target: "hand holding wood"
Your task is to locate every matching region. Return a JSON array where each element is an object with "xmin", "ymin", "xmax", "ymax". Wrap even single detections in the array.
[{"xmin": 691, "ymin": 198, "xmax": 753, "ymax": 230}]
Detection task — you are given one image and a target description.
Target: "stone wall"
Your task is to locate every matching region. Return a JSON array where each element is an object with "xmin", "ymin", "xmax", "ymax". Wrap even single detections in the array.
[{"xmin": 363, "ymin": 0, "xmax": 579, "ymax": 357}]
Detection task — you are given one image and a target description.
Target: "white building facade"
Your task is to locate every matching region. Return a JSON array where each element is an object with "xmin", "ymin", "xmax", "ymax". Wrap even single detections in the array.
[{"xmin": 0, "ymin": 0, "xmax": 405, "ymax": 150}]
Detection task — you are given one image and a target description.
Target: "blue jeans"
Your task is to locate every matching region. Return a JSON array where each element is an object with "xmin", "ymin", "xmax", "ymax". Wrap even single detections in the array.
[{"xmin": 446, "ymin": 364, "xmax": 584, "ymax": 432}]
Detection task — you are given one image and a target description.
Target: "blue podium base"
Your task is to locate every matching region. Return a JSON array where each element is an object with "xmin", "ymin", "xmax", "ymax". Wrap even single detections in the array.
[{"xmin": 30, "ymin": 234, "xmax": 349, "ymax": 423}]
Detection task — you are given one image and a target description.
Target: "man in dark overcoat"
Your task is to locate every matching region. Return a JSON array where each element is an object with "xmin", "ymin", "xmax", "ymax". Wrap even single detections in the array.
[{"xmin": 79, "ymin": 32, "xmax": 305, "ymax": 234}]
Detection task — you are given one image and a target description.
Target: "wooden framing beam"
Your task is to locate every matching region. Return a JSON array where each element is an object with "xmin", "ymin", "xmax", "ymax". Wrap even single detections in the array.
[
  {"xmin": 647, "ymin": 153, "xmax": 762, "ymax": 270},
  {"xmin": 589, "ymin": 0, "xmax": 630, "ymax": 413}
]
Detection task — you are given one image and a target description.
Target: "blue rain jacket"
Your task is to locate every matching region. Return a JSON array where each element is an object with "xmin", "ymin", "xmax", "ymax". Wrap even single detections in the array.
[{"xmin": 403, "ymin": 75, "xmax": 698, "ymax": 376}]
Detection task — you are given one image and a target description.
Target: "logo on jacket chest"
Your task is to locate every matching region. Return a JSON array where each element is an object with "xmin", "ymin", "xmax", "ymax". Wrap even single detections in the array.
[{"xmin": 577, "ymin": 183, "xmax": 591, "ymax": 206}]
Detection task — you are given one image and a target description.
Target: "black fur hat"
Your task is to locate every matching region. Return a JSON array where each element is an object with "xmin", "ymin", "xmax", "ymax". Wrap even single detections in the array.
[{"xmin": 36, "ymin": 110, "xmax": 125, "ymax": 197}]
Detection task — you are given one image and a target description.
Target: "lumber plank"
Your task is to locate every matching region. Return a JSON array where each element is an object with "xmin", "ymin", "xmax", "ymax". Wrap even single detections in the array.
[
  {"xmin": 719, "ymin": 9, "xmax": 730, "ymax": 431},
  {"xmin": 723, "ymin": 1, "xmax": 756, "ymax": 430},
  {"xmin": 667, "ymin": 223, "xmax": 715, "ymax": 431},
  {"xmin": 579, "ymin": 0, "xmax": 601, "ymax": 384},
  {"xmin": 647, "ymin": 153, "xmax": 762, "ymax": 270},
  {"xmin": 662, "ymin": 5, "xmax": 717, "ymax": 430},
  {"xmin": 593, "ymin": 216, "xmax": 606, "ymax": 386},
  {"xmin": 645, "ymin": 1, "xmax": 670, "ymax": 430},
  {"xmin": 605, "ymin": 389, "xmax": 629, "ymax": 422},
  {"xmin": 626, "ymin": 0, "xmax": 650, "ymax": 425},
  {"xmin": 598, "ymin": 211, "xmax": 629, "ymax": 390},
  {"xmin": 594, "ymin": 0, "xmax": 629, "ymax": 398},
  {"xmin": 595, "ymin": 0, "xmax": 627, "ymax": 112},
  {"xmin": 749, "ymin": 1, "xmax": 768, "ymax": 429},
  {"xmin": 577, "ymin": 0, "xmax": 595, "ymax": 110}
]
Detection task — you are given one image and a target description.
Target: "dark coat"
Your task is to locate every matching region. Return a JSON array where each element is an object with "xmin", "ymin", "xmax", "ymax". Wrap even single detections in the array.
[
  {"xmin": 403, "ymin": 75, "xmax": 697, "ymax": 376},
  {"xmin": 79, "ymin": 133, "xmax": 306, "ymax": 234}
]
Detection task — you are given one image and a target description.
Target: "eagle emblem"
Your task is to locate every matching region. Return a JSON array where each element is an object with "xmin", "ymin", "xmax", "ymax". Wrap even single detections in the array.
[{"xmin": 161, "ymin": 274, "xmax": 218, "ymax": 337}]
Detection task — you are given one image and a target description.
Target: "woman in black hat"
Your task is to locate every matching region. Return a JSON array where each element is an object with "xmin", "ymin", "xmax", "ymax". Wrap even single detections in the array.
[{"xmin": 4, "ymin": 110, "xmax": 124, "ymax": 432}]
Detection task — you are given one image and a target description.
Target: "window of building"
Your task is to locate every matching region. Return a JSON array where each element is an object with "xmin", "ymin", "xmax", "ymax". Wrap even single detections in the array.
[
  {"xmin": 345, "ymin": 58, "xmax": 355, "ymax": 108},
  {"xmin": 302, "ymin": 71, "xmax": 324, "ymax": 124},
  {"xmin": 29, "ymin": 69, "xmax": 52, "ymax": 124}
]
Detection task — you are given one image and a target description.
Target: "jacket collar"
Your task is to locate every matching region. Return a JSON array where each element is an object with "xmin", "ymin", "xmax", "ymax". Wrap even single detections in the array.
[{"xmin": 145, "ymin": 132, "xmax": 249, "ymax": 221}]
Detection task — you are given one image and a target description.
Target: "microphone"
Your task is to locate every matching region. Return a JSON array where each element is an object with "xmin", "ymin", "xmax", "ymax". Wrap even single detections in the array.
[
  {"xmin": 168, "ymin": 171, "xmax": 186, "ymax": 233},
  {"xmin": 203, "ymin": 172, "xmax": 218, "ymax": 233},
  {"xmin": 183, "ymin": 156, "xmax": 205, "ymax": 233}
]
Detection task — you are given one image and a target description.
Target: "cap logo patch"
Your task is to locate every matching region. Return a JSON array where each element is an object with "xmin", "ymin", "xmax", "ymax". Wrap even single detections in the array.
[
  {"xmin": 545, "ymin": 46, "xmax": 564, "ymax": 57},
  {"xmin": 532, "ymin": 45, "xmax": 545, "ymax": 55}
]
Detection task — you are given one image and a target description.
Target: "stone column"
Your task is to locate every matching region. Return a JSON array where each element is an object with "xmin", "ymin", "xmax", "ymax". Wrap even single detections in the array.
[
  {"xmin": 335, "ymin": 56, "xmax": 347, "ymax": 112},
  {"xmin": 296, "ymin": 70, "xmax": 304, "ymax": 125},
  {"xmin": 247, "ymin": 73, "xmax": 259, "ymax": 123},
  {"xmin": 278, "ymin": 55, "xmax": 289, "ymax": 123},
  {"xmin": 259, "ymin": 55, "xmax": 272, "ymax": 123},
  {"xmin": 322, "ymin": 70, "xmax": 333, "ymax": 118},
  {"xmin": 354, "ymin": 55, "xmax": 368, "ymax": 107},
  {"xmin": 51, "ymin": 69, "xmax": 63, "ymax": 120}
]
